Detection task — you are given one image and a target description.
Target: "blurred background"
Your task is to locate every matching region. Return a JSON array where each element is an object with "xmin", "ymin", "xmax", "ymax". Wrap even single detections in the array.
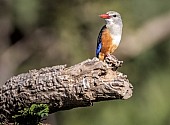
[{"xmin": 0, "ymin": 0, "xmax": 170, "ymax": 125}]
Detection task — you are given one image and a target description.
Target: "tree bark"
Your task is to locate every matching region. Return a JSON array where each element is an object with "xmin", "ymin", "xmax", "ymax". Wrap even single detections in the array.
[{"xmin": 0, "ymin": 56, "xmax": 133, "ymax": 123}]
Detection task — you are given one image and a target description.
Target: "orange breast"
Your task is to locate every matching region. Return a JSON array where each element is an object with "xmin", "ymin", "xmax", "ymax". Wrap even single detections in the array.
[{"xmin": 101, "ymin": 28, "xmax": 117, "ymax": 56}]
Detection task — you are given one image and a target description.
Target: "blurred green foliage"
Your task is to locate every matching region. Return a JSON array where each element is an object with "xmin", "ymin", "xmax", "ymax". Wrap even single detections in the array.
[
  {"xmin": 12, "ymin": 104, "xmax": 49, "ymax": 125},
  {"xmin": 0, "ymin": 0, "xmax": 170, "ymax": 125}
]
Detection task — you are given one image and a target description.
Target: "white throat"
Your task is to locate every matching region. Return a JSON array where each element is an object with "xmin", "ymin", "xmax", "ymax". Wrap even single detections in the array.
[{"xmin": 106, "ymin": 22, "xmax": 122, "ymax": 46}]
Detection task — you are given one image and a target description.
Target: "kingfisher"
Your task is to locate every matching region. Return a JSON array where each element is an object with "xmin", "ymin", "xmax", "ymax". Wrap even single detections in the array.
[{"xmin": 96, "ymin": 11, "xmax": 123, "ymax": 61}]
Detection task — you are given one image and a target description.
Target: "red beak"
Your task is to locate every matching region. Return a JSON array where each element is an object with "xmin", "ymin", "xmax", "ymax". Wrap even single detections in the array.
[{"xmin": 99, "ymin": 14, "xmax": 110, "ymax": 19}]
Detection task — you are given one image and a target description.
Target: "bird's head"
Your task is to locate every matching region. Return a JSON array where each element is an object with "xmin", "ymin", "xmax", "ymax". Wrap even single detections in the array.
[{"xmin": 99, "ymin": 11, "xmax": 122, "ymax": 26}]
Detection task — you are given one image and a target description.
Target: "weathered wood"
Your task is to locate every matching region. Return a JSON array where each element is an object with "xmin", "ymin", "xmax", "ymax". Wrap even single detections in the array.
[{"xmin": 0, "ymin": 56, "xmax": 133, "ymax": 123}]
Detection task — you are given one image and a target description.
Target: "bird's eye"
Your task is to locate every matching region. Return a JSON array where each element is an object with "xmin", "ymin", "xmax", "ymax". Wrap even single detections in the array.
[{"xmin": 113, "ymin": 15, "xmax": 117, "ymax": 17}]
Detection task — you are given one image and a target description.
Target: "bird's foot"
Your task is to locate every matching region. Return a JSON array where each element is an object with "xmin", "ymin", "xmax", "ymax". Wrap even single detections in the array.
[{"xmin": 105, "ymin": 55, "xmax": 123, "ymax": 70}]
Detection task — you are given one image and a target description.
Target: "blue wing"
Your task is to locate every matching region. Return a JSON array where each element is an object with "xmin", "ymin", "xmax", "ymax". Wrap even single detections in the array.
[{"xmin": 96, "ymin": 25, "xmax": 106, "ymax": 57}]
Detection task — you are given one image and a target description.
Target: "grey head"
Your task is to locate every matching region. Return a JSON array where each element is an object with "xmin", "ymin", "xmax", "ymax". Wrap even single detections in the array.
[
  {"xmin": 100, "ymin": 11, "xmax": 122, "ymax": 26},
  {"xmin": 105, "ymin": 11, "xmax": 122, "ymax": 26},
  {"xmin": 99, "ymin": 11, "xmax": 123, "ymax": 35},
  {"xmin": 99, "ymin": 11, "xmax": 123, "ymax": 42}
]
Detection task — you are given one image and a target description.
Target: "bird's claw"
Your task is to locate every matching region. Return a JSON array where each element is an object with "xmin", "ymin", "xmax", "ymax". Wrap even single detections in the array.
[{"xmin": 105, "ymin": 55, "xmax": 123, "ymax": 69}]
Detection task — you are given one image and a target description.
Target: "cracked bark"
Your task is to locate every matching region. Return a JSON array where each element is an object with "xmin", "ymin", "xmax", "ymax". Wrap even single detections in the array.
[{"xmin": 0, "ymin": 56, "xmax": 133, "ymax": 123}]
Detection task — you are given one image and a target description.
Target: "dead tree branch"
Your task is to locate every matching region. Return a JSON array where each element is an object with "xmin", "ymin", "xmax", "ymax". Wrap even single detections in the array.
[{"xmin": 0, "ymin": 56, "xmax": 133, "ymax": 123}]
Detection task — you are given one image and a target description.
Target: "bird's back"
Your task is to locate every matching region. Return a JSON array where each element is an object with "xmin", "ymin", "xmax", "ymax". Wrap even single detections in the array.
[{"xmin": 96, "ymin": 25, "xmax": 106, "ymax": 58}]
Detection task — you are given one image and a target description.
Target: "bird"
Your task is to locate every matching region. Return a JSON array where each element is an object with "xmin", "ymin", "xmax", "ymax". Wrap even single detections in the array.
[{"xmin": 96, "ymin": 11, "xmax": 123, "ymax": 61}]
